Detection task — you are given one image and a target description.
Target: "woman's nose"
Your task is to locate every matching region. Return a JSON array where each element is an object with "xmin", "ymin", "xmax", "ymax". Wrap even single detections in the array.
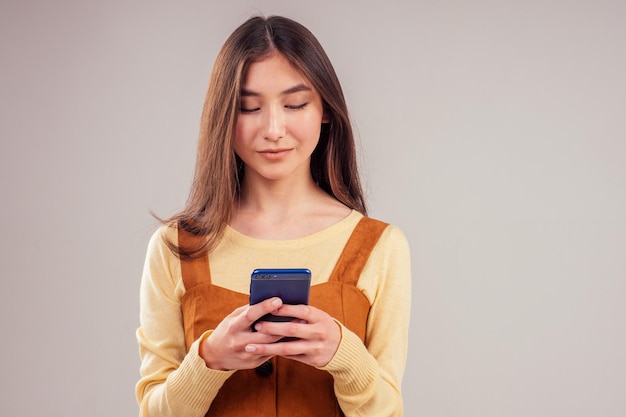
[{"xmin": 262, "ymin": 105, "xmax": 286, "ymax": 141}]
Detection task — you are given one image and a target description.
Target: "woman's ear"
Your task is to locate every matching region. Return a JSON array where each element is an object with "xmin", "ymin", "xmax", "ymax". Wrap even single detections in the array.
[{"xmin": 322, "ymin": 111, "xmax": 331, "ymax": 124}]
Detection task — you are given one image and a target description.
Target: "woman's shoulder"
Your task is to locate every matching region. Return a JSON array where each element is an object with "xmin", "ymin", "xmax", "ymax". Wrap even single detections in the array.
[
  {"xmin": 361, "ymin": 215, "xmax": 410, "ymax": 251},
  {"xmin": 150, "ymin": 221, "xmax": 177, "ymax": 239},
  {"xmin": 144, "ymin": 222, "xmax": 180, "ymax": 256}
]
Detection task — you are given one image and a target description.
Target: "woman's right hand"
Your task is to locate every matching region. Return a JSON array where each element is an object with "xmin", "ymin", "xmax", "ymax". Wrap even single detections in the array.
[{"xmin": 199, "ymin": 297, "xmax": 284, "ymax": 371}]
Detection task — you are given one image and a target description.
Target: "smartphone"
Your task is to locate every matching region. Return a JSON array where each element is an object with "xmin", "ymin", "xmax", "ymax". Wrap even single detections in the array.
[{"xmin": 249, "ymin": 268, "xmax": 311, "ymax": 323}]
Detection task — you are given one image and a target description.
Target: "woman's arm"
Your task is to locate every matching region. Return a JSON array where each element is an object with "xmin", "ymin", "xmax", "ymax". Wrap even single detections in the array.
[
  {"xmin": 135, "ymin": 228, "xmax": 234, "ymax": 417},
  {"xmin": 321, "ymin": 225, "xmax": 412, "ymax": 416}
]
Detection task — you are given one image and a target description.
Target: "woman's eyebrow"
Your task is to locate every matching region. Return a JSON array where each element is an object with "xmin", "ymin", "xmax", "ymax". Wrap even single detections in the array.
[
  {"xmin": 240, "ymin": 83, "xmax": 312, "ymax": 97},
  {"xmin": 281, "ymin": 84, "xmax": 311, "ymax": 95},
  {"xmin": 240, "ymin": 88, "xmax": 259, "ymax": 97}
]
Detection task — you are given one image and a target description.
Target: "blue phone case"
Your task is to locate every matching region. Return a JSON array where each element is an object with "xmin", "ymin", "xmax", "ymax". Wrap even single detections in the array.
[{"xmin": 250, "ymin": 268, "xmax": 311, "ymax": 323}]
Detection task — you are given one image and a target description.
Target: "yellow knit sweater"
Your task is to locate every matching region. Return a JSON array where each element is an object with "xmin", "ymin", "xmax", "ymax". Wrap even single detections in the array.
[{"xmin": 136, "ymin": 210, "xmax": 411, "ymax": 416}]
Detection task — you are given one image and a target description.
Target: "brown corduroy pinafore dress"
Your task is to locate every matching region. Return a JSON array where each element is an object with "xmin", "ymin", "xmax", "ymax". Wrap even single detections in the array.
[{"xmin": 179, "ymin": 217, "xmax": 388, "ymax": 417}]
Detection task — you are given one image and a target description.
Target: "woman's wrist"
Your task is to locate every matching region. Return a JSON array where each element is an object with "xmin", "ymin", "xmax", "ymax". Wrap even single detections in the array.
[{"xmin": 198, "ymin": 331, "xmax": 226, "ymax": 370}]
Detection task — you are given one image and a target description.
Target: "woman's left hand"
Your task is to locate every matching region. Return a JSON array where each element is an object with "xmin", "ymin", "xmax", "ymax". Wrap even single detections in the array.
[{"xmin": 245, "ymin": 304, "xmax": 341, "ymax": 368}]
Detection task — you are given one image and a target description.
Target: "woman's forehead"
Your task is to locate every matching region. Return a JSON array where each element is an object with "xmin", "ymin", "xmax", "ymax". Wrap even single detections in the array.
[{"xmin": 241, "ymin": 53, "xmax": 314, "ymax": 94}]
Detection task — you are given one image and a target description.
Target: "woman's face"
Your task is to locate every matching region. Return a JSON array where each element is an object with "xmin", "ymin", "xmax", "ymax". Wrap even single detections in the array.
[{"xmin": 234, "ymin": 52, "xmax": 328, "ymax": 184}]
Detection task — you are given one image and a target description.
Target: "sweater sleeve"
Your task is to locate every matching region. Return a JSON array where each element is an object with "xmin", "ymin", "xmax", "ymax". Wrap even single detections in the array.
[
  {"xmin": 320, "ymin": 225, "xmax": 412, "ymax": 417},
  {"xmin": 135, "ymin": 228, "xmax": 235, "ymax": 417}
]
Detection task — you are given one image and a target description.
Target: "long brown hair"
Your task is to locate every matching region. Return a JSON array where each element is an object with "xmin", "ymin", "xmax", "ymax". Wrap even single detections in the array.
[{"xmin": 164, "ymin": 15, "xmax": 367, "ymax": 258}]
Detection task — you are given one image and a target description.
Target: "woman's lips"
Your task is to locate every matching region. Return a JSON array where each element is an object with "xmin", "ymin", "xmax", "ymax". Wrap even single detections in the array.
[{"xmin": 258, "ymin": 149, "xmax": 292, "ymax": 160}]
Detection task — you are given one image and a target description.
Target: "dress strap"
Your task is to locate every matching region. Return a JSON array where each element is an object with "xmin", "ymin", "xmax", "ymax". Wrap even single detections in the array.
[
  {"xmin": 177, "ymin": 226, "xmax": 211, "ymax": 290},
  {"xmin": 328, "ymin": 217, "xmax": 388, "ymax": 286}
]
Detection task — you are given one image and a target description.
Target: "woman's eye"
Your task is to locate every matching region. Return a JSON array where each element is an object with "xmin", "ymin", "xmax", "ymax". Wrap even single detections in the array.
[
  {"xmin": 240, "ymin": 107, "xmax": 260, "ymax": 113},
  {"xmin": 286, "ymin": 103, "xmax": 308, "ymax": 110}
]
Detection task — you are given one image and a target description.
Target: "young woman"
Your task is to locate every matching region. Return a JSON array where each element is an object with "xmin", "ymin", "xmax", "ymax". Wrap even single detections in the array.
[{"xmin": 136, "ymin": 15, "xmax": 411, "ymax": 417}]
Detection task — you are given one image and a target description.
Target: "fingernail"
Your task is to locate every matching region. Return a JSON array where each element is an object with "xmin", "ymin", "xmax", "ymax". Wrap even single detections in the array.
[
  {"xmin": 254, "ymin": 323, "xmax": 262, "ymax": 331},
  {"xmin": 245, "ymin": 345, "xmax": 256, "ymax": 353},
  {"xmin": 271, "ymin": 298, "xmax": 281, "ymax": 307}
]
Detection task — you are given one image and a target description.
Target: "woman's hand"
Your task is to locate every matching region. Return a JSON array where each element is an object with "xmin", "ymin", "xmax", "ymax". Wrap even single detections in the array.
[
  {"xmin": 199, "ymin": 297, "xmax": 285, "ymax": 371},
  {"xmin": 245, "ymin": 304, "xmax": 342, "ymax": 368}
]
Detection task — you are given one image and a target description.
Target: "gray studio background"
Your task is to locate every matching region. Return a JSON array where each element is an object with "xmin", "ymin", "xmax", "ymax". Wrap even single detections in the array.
[{"xmin": 1, "ymin": 1, "xmax": 625, "ymax": 416}]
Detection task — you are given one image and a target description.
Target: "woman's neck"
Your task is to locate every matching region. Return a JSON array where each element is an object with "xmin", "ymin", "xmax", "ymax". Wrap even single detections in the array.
[{"xmin": 230, "ymin": 175, "xmax": 351, "ymax": 240}]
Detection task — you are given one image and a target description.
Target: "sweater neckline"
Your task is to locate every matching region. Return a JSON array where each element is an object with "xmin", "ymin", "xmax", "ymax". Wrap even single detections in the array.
[{"xmin": 223, "ymin": 209, "xmax": 362, "ymax": 249}]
